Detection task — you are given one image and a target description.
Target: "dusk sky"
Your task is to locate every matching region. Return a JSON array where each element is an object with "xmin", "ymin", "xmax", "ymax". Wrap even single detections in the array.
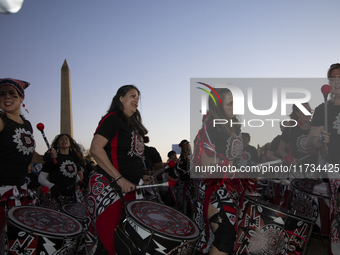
[{"xmin": 1, "ymin": 0, "xmax": 340, "ymax": 161}]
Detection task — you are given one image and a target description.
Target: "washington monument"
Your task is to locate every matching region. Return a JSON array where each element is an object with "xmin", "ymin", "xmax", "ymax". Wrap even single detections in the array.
[{"xmin": 60, "ymin": 59, "xmax": 73, "ymax": 137}]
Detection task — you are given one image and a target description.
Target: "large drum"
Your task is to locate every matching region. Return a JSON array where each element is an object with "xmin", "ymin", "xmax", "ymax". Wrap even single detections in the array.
[
  {"xmin": 61, "ymin": 204, "xmax": 86, "ymax": 254},
  {"xmin": 119, "ymin": 200, "xmax": 200, "ymax": 255},
  {"xmin": 62, "ymin": 204, "xmax": 86, "ymax": 224},
  {"xmin": 235, "ymin": 196, "xmax": 313, "ymax": 255},
  {"xmin": 290, "ymin": 179, "xmax": 330, "ymax": 235},
  {"xmin": 3, "ymin": 206, "xmax": 83, "ymax": 254}
]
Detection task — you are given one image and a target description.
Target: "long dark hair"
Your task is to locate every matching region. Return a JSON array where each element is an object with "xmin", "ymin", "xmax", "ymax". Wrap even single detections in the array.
[
  {"xmin": 51, "ymin": 133, "xmax": 84, "ymax": 165},
  {"xmin": 107, "ymin": 85, "xmax": 149, "ymax": 142},
  {"xmin": 204, "ymin": 88, "xmax": 240, "ymax": 136}
]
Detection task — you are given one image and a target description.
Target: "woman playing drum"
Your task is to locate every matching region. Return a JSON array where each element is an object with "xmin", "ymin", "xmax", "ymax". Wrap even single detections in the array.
[
  {"xmin": 38, "ymin": 133, "xmax": 84, "ymax": 205},
  {"xmin": 0, "ymin": 78, "xmax": 56, "ymax": 207},
  {"xmin": 307, "ymin": 63, "xmax": 340, "ymax": 254},
  {"xmin": 85, "ymin": 85, "xmax": 151, "ymax": 255},
  {"xmin": 192, "ymin": 87, "xmax": 254, "ymax": 255}
]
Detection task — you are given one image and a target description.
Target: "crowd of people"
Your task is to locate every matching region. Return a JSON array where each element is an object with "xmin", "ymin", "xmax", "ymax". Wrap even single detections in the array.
[{"xmin": 1, "ymin": 62, "xmax": 340, "ymax": 255}]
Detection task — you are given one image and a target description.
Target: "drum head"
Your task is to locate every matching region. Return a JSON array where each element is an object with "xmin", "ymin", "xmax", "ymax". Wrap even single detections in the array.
[
  {"xmin": 8, "ymin": 206, "xmax": 83, "ymax": 237},
  {"xmin": 292, "ymin": 179, "xmax": 330, "ymax": 198},
  {"xmin": 236, "ymin": 196, "xmax": 312, "ymax": 255},
  {"xmin": 61, "ymin": 204, "xmax": 86, "ymax": 222},
  {"xmin": 126, "ymin": 200, "xmax": 199, "ymax": 240}
]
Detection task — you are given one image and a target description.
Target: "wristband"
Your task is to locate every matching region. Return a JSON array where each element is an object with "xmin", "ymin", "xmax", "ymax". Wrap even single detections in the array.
[{"xmin": 115, "ymin": 176, "xmax": 123, "ymax": 182}]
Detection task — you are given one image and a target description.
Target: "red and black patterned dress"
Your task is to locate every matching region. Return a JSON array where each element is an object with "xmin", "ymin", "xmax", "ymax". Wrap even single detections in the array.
[{"xmin": 192, "ymin": 122, "xmax": 252, "ymax": 254}]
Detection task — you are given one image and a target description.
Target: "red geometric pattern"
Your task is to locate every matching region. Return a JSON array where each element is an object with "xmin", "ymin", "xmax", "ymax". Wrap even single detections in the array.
[{"xmin": 9, "ymin": 206, "xmax": 83, "ymax": 236}]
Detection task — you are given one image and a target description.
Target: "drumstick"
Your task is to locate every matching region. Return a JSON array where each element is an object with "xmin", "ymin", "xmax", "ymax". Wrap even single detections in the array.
[
  {"xmin": 136, "ymin": 180, "xmax": 175, "ymax": 190},
  {"xmin": 321, "ymin": 84, "xmax": 331, "ymax": 133},
  {"xmin": 256, "ymin": 155, "xmax": 293, "ymax": 166},
  {"xmin": 150, "ymin": 160, "xmax": 176, "ymax": 180},
  {"xmin": 257, "ymin": 159, "xmax": 283, "ymax": 166},
  {"xmin": 257, "ymin": 151, "xmax": 317, "ymax": 166},
  {"xmin": 36, "ymin": 123, "xmax": 57, "ymax": 164}
]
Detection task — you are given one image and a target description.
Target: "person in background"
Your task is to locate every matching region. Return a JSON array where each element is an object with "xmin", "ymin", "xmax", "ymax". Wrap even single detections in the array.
[
  {"xmin": 175, "ymin": 139, "xmax": 197, "ymax": 216},
  {"xmin": 278, "ymin": 103, "xmax": 317, "ymax": 178},
  {"xmin": 25, "ymin": 163, "xmax": 41, "ymax": 204},
  {"xmin": 241, "ymin": 132, "xmax": 259, "ymax": 164},
  {"xmin": 267, "ymin": 122, "xmax": 286, "ymax": 162},
  {"xmin": 76, "ymin": 144, "xmax": 94, "ymax": 196},
  {"xmin": 143, "ymin": 145, "xmax": 163, "ymax": 176},
  {"xmin": 143, "ymin": 145, "xmax": 164, "ymax": 202},
  {"xmin": 85, "ymin": 154, "xmax": 97, "ymax": 172},
  {"xmin": 85, "ymin": 85, "xmax": 151, "ymax": 255},
  {"xmin": 307, "ymin": 63, "xmax": 340, "ymax": 254},
  {"xmin": 38, "ymin": 133, "xmax": 84, "ymax": 205},
  {"xmin": 258, "ymin": 142, "xmax": 271, "ymax": 163},
  {"xmin": 83, "ymin": 154, "xmax": 96, "ymax": 186},
  {"xmin": 164, "ymin": 150, "xmax": 179, "ymax": 206},
  {"xmin": 165, "ymin": 150, "xmax": 179, "ymax": 183}
]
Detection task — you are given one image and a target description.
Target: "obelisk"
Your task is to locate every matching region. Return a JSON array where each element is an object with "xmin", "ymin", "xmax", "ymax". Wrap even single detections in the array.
[{"xmin": 60, "ymin": 59, "xmax": 73, "ymax": 137}]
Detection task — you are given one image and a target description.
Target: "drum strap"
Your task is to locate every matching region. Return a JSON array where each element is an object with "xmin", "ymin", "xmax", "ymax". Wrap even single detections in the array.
[{"xmin": 97, "ymin": 168, "xmax": 126, "ymax": 203}]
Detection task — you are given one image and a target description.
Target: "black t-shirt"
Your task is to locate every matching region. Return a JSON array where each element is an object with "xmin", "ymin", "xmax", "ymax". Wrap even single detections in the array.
[
  {"xmin": 206, "ymin": 124, "xmax": 243, "ymax": 160},
  {"xmin": 311, "ymin": 102, "xmax": 340, "ymax": 164},
  {"xmin": 94, "ymin": 113, "xmax": 144, "ymax": 184},
  {"xmin": 143, "ymin": 146, "xmax": 162, "ymax": 171},
  {"xmin": 0, "ymin": 114, "xmax": 35, "ymax": 186},
  {"xmin": 269, "ymin": 134, "xmax": 289, "ymax": 159},
  {"xmin": 41, "ymin": 153, "xmax": 80, "ymax": 196},
  {"xmin": 243, "ymin": 145, "xmax": 259, "ymax": 164},
  {"xmin": 165, "ymin": 164, "xmax": 177, "ymax": 179},
  {"xmin": 281, "ymin": 125, "xmax": 316, "ymax": 164}
]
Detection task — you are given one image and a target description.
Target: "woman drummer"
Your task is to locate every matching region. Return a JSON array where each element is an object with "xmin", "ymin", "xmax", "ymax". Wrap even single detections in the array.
[
  {"xmin": 38, "ymin": 133, "xmax": 85, "ymax": 205},
  {"xmin": 192, "ymin": 87, "xmax": 254, "ymax": 255},
  {"xmin": 85, "ymin": 85, "xmax": 151, "ymax": 254},
  {"xmin": 0, "ymin": 78, "xmax": 56, "ymax": 207},
  {"xmin": 307, "ymin": 63, "xmax": 340, "ymax": 254}
]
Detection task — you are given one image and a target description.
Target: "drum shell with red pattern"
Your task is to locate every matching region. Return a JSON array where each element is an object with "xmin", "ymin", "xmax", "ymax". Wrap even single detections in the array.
[
  {"xmin": 290, "ymin": 179, "xmax": 330, "ymax": 236},
  {"xmin": 235, "ymin": 196, "xmax": 312, "ymax": 255},
  {"xmin": 122, "ymin": 200, "xmax": 200, "ymax": 254},
  {"xmin": 4, "ymin": 206, "xmax": 83, "ymax": 255}
]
